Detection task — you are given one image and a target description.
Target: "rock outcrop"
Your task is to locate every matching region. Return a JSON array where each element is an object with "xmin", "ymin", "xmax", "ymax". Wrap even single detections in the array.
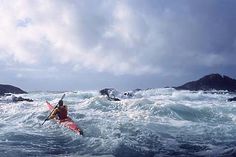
[
  {"xmin": 99, "ymin": 88, "xmax": 114, "ymax": 97},
  {"xmin": 0, "ymin": 84, "xmax": 27, "ymax": 95},
  {"xmin": 175, "ymin": 74, "xmax": 236, "ymax": 91},
  {"xmin": 228, "ymin": 97, "xmax": 236, "ymax": 102},
  {"xmin": 11, "ymin": 95, "xmax": 33, "ymax": 102},
  {"xmin": 99, "ymin": 88, "xmax": 120, "ymax": 101}
]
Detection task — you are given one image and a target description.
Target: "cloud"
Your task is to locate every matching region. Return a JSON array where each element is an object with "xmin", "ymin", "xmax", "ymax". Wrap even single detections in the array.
[{"xmin": 0, "ymin": 0, "xmax": 235, "ymax": 78}]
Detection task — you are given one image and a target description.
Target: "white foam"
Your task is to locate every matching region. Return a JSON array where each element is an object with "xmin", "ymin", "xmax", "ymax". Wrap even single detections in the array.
[{"xmin": 1, "ymin": 89, "xmax": 236, "ymax": 156}]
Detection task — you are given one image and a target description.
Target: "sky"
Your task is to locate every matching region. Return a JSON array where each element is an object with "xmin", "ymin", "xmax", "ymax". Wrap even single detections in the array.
[{"xmin": 0, "ymin": 0, "xmax": 236, "ymax": 91}]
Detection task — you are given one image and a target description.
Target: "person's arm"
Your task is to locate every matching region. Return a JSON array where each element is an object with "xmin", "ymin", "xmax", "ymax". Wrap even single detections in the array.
[{"xmin": 48, "ymin": 108, "xmax": 59, "ymax": 119}]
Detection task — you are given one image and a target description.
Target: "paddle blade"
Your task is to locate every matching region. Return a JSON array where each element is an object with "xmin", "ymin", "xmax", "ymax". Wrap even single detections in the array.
[{"xmin": 61, "ymin": 94, "xmax": 66, "ymax": 100}]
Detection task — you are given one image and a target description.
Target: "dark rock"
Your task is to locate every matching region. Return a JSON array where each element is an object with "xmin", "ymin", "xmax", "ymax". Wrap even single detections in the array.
[
  {"xmin": 175, "ymin": 74, "xmax": 236, "ymax": 91},
  {"xmin": 99, "ymin": 88, "xmax": 114, "ymax": 97},
  {"xmin": 123, "ymin": 89, "xmax": 142, "ymax": 98},
  {"xmin": 12, "ymin": 95, "xmax": 33, "ymax": 102},
  {"xmin": 228, "ymin": 97, "xmax": 236, "ymax": 102},
  {"xmin": 0, "ymin": 84, "xmax": 27, "ymax": 95},
  {"xmin": 99, "ymin": 88, "xmax": 120, "ymax": 101},
  {"xmin": 123, "ymin": 92, "xmax": 134, "ymax": 97},
  {"xmin": 108, "ymin": 97, "xmax": 120, "ymax": 101}
]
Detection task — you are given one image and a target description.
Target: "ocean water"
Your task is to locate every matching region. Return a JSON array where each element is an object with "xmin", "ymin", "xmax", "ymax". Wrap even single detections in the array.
[{"xmin": 1, "ymin": 88, "xmax": 236, "ymax": 157}]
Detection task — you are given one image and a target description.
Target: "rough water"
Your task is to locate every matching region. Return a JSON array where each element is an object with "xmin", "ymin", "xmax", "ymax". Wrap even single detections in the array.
[{"xmin": 1, "ymin": 88, "xmax": 236, "ymax": 157}]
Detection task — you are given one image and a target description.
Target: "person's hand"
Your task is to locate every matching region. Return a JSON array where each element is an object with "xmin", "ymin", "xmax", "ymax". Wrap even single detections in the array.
[{"xmin": 79, "ymin": 130, "xmax": 84, "ymax": 136}]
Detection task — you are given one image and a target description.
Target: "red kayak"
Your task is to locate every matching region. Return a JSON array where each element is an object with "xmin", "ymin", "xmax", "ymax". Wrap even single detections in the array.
[{"xmin": 46, "ymin": 101, "xmax": 83, "ymax": 135}]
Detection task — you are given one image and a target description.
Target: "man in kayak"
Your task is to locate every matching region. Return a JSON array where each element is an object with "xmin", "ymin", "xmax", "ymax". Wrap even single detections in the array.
[
  {"xmin": 48, "ymin": 100, "xmax": 68, "ymax": 120},
  {"xmin": 45, "ymin": 99, "xmax": 84, "ymax": 135}
]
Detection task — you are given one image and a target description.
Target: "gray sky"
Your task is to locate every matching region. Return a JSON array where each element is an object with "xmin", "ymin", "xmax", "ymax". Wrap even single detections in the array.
[{"xmin": 0, "ymin": 0, "xmax": 236, "ymax": 91}]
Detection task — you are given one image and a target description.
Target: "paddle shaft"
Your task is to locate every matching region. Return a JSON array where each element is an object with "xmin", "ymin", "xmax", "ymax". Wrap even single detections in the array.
[{"xmin": 42, "ymin": 94, "xmax": 65, "ymax": 125}]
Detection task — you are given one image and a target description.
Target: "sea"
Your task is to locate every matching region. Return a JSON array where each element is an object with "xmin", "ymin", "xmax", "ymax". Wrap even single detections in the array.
[{"xmin": 1, "ymin": 88, "xmax": 236, "ymax": 157}]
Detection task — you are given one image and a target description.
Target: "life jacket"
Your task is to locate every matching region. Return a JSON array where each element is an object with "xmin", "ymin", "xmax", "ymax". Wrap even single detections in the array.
[{"xmin": 57, "ymin": 106, "xmax": 67, "ymax": 120}]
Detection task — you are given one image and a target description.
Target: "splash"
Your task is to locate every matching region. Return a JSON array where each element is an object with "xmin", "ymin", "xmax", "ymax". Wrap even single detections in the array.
[{"xmin": 0, "ymin": 89, "xmax": 236, "ymax": 156}]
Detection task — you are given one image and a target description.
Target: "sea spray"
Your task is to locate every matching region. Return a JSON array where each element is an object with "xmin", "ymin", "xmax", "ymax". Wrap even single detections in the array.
[{"xmin": 0, "ymin": 88, "xmax": 236, "ymax": 156}]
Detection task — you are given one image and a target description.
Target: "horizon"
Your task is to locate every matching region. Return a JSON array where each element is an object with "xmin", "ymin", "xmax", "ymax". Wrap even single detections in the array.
[
  {"xmin": 1, "ymin": 0, "xmax": 236, "ymax": 91},
  {"xmin": 2, "ymin": 72, "xmax": 236, "ymax": 92}
]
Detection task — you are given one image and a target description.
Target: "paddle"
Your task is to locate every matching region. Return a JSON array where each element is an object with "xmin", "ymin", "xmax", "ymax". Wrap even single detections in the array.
[{"xmin": 42, "ymin": 94, "xmax": 66, "ymax": 125}]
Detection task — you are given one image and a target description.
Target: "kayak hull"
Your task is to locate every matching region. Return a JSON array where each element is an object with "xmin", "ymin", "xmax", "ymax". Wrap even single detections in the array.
[{"xmin": 46, "ymin": 101, "xmax": 82, "ymax": 135}]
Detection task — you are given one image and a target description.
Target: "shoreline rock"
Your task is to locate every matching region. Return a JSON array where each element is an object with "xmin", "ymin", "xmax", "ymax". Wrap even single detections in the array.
[
  {"xmin": 11, "ymin": 95, "xmax": 33, "ymax": 102},
  {"xmin": 99, "ymin": 88, "xmax": 120, "ymax": 101},
  {"xmin": 174, "ymin": 74, "xmax": 236, "ymax": 91},
  {"xmin": 0, "ymin": 84, "xmax": 27, "ymax": 96},
  {"xmin": 228, "ymin": 97, "xmax": 236, "ymax": 102}
]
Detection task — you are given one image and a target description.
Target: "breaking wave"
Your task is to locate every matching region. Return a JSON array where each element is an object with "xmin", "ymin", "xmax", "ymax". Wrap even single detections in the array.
[{"xmin": 1, "ymin": 88, "xmax": 236, "ymax": 156}]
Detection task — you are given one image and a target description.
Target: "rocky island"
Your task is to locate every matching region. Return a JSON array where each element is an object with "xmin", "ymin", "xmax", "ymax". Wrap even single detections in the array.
[
  {"xmin": 0, "ymin": 84, "xmax": 27, "ymax": 96},
  {"xmin": 175, "ymin": 73, "xmax": 236, "ymax": 92}
]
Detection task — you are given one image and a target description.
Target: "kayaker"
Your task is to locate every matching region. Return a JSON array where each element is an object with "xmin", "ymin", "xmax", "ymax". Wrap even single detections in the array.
[{"xmin": 48, "ymin": 100, "xmax": 68, "ymax": 120}]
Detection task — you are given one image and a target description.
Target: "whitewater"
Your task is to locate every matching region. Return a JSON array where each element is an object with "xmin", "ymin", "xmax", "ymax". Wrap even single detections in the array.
[{"xmin": 1, "ymin": 88, "xmax": 236, "ymax": 157}]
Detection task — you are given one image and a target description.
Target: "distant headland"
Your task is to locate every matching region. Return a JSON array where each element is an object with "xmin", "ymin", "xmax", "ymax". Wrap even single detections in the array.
[
  {"xmin": 0, "ymin": 84, "xmax": 27, "ymax": 96},
  {"xmin": 174, "ymin": 73, "xmax": 236, "ymax": 92}
]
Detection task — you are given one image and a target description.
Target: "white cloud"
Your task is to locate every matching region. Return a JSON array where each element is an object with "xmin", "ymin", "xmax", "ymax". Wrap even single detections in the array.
[
  {"xmin": 0, "ymin": 0, "xmax": 235, "ymax": 78},
  {"xmin": 0, "ymin": 0, "xmax": 160, "ymax": 75}
]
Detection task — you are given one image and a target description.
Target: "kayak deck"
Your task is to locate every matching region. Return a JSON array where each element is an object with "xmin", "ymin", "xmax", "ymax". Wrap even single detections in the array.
[{"xmin": 46, "ymin": 101, "xmax": 83, "ymax": 135}]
